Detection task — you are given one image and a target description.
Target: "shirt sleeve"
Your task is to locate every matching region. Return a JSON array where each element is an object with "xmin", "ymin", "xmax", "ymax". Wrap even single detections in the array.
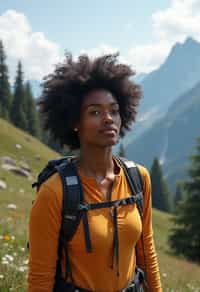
[
  {"xmin": 28, "ymin": 181, "xmax": 62, "ymax": 292},
  {"xmin": 136, "ymin": 165, "xmax": 163, "ymax": 292}
]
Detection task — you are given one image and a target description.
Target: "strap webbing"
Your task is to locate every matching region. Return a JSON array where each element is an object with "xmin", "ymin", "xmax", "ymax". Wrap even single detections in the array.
[
  {"xmin": 82, "ymin": 210, "xmax": 92, "ymax": 253},
  {"xmin": 114, "ymin": 157, "xmax": 143, "ymax": 218},
  {"xmin": 78, "ymin": 194, "xmax": 143, "ymax": 211},
  {"xmin": 116, "ymin": 157, "xmax": 148, "ymax": 289},
  {"xmin": 111, "ymin": 206, "xmax": 120, "ymax": 276},
  {"xmin": 55, "ymin": 159, "xmax": 84, "ymax": 283}
]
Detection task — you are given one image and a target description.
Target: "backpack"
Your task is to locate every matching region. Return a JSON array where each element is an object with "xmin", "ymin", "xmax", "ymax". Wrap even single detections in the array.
[{"xmin": 32, "ymin": 156, "xmax": 145, "ymax": 291}]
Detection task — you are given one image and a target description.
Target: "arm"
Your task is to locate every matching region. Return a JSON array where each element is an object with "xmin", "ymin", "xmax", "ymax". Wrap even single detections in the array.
[
  {"xmin": 136, "ymin": 165, "xmax": 162, "ymax": 292},
  {"xmin": 28, "ymin": 179, "xmax": 62, "ymax": 292}
]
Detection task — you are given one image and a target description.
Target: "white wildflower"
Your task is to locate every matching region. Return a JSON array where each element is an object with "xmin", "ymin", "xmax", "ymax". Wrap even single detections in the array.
[
  {"xmin": 23, "ymin": 259, "xmax": 29, "ymax": 265},
  {"xmin": 2, "ymin": 260, "xmax": 9, "ymax": 265},
  {"xmin": 17, "ymin": 266, "xmax": 27, "ymax": 272},
  {"xmin": 3, "ymin": 254, "xmax": 14, "ymax": 262},
  {"xmin": 16, "ymin": 144, "xmax": 22, "ymax": 149},
  {"xmin": 7, "ymin": 204, "xmax": 17, "ymax": 210},
  {"xmin": 0, "ymin": 274, "xmax": 4, "ymax": 279},
  {"xmin": 162, "ymin": 272, "xmax": 167, "ymax": 278}
]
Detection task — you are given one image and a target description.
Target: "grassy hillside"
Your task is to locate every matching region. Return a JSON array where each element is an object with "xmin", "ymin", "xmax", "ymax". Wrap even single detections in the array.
[{"xmin": 0, "ymin": 118, "xmax": 200, "ymax": 291}]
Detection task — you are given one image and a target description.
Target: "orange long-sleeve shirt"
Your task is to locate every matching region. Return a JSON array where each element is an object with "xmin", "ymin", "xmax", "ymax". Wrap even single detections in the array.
[{"xmin": 28, "ymin": 160, "xmax": 162, "ymax": 292}]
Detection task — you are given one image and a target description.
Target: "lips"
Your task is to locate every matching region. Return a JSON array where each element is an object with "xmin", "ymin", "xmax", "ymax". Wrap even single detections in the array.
[{"xmin": 99, "ymin": 127, "xmax": 118, "ymax": 134}]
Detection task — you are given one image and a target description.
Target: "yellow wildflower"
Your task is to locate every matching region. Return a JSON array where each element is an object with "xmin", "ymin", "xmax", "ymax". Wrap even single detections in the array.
[{"xmin": 3, "ymin": 235, "xmax": 11, "ymax": 241}]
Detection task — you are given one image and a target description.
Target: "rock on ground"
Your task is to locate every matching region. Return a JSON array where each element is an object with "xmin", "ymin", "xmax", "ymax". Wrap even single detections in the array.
[
  {"xmin": 0, "ymin": 179, "xmax": 7, "ymax": 190},
  {"xmin": 1, "ymin": 164, "xmax": 31, "ymax": 178},
  {"xmin": 0, "ymin": 156, "xmax": 16, "ymax": 166}
]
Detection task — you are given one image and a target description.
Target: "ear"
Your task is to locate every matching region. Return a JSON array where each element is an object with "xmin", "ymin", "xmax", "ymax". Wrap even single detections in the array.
[{"xmin": 73, "ymin": 122, "xmax": 80, "ymax": 133}]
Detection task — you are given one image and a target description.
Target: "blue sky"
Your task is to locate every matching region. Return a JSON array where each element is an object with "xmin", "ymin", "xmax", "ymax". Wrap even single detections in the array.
[
  {"xmin": 0, "ymin": 0, "xmax": 200, "ymax": 80},
  {"xmin": 0, "ymin": 0, "xmax": 169, "ymax": 53}
]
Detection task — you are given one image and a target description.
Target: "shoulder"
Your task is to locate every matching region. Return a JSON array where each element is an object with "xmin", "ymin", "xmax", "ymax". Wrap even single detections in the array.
[
  {"xmin": 116, "ymin": 156, "xmax": 151, "ymax": 186},
  {"xmin": 122, "ymin": 159, "xmax": 151, "ymax": 194},
  {"xmin": 43, "ymin": 171, "xmax": 63, "ymax": 193},
  {"xmin": 137, "ymin": 163, "xmax": 151, "ymax": 193},
  {"xmin": 136, "ymin": 163, "xmax": 151, "ymax": 184},
  {"xmin": 118, "ymin": 157, "xmax": 151, "ymax": 191},
  {"xmin": 136, "ymin": 164, "xmax": 152, "ymax": 207},
  {"xmin": 35, "ymin": 172, "xmax": 63, "ymax": 210}
]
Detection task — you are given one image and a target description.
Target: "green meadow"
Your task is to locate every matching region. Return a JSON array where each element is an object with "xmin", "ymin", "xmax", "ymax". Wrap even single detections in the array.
[{"xmin": 0, "ymin": 118, "xmax": 200, "ymax": 291}]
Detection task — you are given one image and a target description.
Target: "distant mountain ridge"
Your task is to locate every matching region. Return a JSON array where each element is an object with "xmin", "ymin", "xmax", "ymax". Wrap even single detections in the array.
[
  {"xmin": 116, "ymin": 37, "xmax": 200, "ymax": 153},
  {"xmin": 134, "ymin": 73, "xmax": 148, "ymax": 83},
  {"xmin": 126, "ymin": 80, "xmax": 200, "ymax": 192},
  {"xmin": 140, "ymin": 37, "xmax": 200, "ymax": 115}
]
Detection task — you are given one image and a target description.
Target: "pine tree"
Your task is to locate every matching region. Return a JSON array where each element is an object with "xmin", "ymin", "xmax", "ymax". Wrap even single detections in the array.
[
  {"xmin": 11, "ymin": 61, "xmax": 27, "ymax": 130},
  {"xmin": 0, "ymin": 40, "xmax": 12, "ymax": 119},
  {"xmin": 118, "ymin": 143, "xmax": 126, "ymax": 157},
  {"xmin": 24, "ymin": 81, "xmax": 41, "ymax": 137},
  {"xmin": 174, "ymin": 182, "xmax": 183, "ymax": 208},
  {"xmin": 169, "ymin": 137, "xmax": 200, "ymax": 262},
  {"xmin": 150, "ymin": 158, "xmax": 171, "ymax": 212}
]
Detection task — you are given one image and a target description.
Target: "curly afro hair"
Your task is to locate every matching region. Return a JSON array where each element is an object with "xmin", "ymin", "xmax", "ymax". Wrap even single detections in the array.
[{"xmin": 38, "ymin": 53, "xmax": 142, "ymax": 150}]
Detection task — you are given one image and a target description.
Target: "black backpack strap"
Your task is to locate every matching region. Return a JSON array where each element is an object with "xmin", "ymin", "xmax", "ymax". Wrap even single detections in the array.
[
  {"xmin": 55, "ymin": 158, "xmax": 93, "ymax": 284},
  {"xmin": 114, "ymin": 156, "xmax": 143, "ymax": 218},
  {"xmin": 56, "ymin": 160, "xmax": 83, "ymax": 241},
  {"xmin": 78, "ymin": 195, "xmax": 143, "ymax": 211},
  {"xmin": 55, "ymin": 159, "xmax": 83, "ymax": 282},
  {"xmin": 115, "ymin": 156, "xmax": 148, "ymax": 289},
  {"xmin": 59, "ymin": 159, "xmax": 92, "ymax": 254},
  {"xmin": 32, "ymin": 157, "xmax": 70, "ymax": 190}
]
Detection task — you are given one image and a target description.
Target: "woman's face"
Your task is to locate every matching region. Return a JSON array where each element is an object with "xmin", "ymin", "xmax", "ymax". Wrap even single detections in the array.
[{"xmin": 77, "ymin": 89, "xmax": 121, "ymax": 148}]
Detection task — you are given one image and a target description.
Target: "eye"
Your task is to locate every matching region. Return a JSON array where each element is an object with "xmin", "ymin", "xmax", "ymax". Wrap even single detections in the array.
[
  {"xmin": 111, "ymin": 108, "xmax": 120, "ymax": 115},
  {"xmin": 89, "ymin": 110, "xmax": 100, "ymax": 116}
]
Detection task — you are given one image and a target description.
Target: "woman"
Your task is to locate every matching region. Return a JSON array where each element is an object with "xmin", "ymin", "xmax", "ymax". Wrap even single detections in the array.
[{"xmin": 28, "ymin": 53, "xmax": 162, "ymax": 292}]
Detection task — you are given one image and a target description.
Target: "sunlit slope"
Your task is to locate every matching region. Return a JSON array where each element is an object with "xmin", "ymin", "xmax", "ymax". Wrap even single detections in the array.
[
  {"xmin": 153, "ymin": 209, "xmax": 200, "ymax": 290},
  {"xmin": 0, "ymin": 117, "xmax": 58, "ymax": 172},
  {"xmin": 0, "ymin": 117, "xmax": 59, "ymax": 219}
]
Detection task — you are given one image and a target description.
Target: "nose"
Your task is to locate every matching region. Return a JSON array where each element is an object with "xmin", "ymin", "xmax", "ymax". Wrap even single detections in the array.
[{"xmin": 102, "ymin": 110, "xmax": 113, "ymax": 123}]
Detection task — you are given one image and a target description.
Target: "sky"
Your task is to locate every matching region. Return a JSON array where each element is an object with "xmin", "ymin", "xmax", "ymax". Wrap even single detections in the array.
[{"xmin": 1, "ymin": 0, "xmax": 200, "ymax": 81}]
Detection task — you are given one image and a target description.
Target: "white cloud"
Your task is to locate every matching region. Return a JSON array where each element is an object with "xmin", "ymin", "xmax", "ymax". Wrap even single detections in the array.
[
  {"xmin": 79, "ymin": 44, "xmax": 129, "ymax": 67},
  {"xmin": 0, "ymin": 10, "xmax": 62, "ymax": 81},
  {"xmin": 127, "ymin": 41, "xmax": 171, "ymax": 73},
  {"xmin": 152, "ymin": 0, "xmax": 200, "ymax": 42},
  {"xmin": 127, "ymin": 0, "xmax": 200, "ymax": 73},
  {"xmin": 79, "ymin": 44, "xmax": 119, "ymax": 58},
  {"xmin": 1, "ymin": 1, "xmax": 200, "ymax": 80},
  {"xmin": 84, "ymin": 1, "xmax": 200, "ymax": 74}
]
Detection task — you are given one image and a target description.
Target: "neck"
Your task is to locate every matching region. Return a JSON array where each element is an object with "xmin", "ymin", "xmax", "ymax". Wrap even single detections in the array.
[{"xmin": 78, "ymin": 145, "xmax": 114, "ymax": 179}]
